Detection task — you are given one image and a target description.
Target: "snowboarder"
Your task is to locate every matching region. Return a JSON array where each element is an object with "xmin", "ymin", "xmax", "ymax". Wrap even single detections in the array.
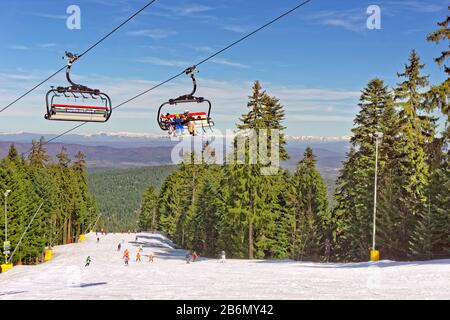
[
  {"xmin": 136, "ymin": 252, "xmax": 141, "ymax": 262},
  {"xmin": 85, "ymin": 256, "xmax": 91, "ymax": 267},
  {"xmin": 220, "ymin": 250, "xmax": 226, "ymax": 263}
]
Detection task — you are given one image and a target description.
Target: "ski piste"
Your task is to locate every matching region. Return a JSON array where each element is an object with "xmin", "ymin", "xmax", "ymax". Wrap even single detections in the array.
[{"xmin": 0, "ymin": 232, "xmax": 448, "ymax": 300}]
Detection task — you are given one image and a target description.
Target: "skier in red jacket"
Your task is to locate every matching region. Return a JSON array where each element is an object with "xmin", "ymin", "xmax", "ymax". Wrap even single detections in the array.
[{"xmin": 192, "ymin": 250, "xmax": 198, "ymax": 262}]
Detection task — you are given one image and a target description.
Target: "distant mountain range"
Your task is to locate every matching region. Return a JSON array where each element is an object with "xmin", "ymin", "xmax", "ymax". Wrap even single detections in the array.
[
  {"xmin": 0, "ymin": 131, "xmax": 350, "ymax": 147},
  {"xmin": 0, "ymin": 132, "xmax": 349, "ymax": 177}
]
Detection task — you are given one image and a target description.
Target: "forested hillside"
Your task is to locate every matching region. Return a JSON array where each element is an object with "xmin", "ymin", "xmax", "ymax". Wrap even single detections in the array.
[
  {"xmin": 88, "ymin": 165, "xmax": 176, "ymax": 231},
  {"xmin": 142, "ymin": 81, "xmax": 335, "ymax": 261},
  {"xmin": 0, "ymin": 138, "xmax": 98, "ymax": 265},
  {"xmin": 139, "ymin": 14, "xmax": 449, "ymax": 262}
]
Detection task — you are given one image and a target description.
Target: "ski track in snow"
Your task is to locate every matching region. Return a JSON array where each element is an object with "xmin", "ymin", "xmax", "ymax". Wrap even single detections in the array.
[{"xmin": 0, "ymin": 232, "xmax": 449, "ymax": 300}]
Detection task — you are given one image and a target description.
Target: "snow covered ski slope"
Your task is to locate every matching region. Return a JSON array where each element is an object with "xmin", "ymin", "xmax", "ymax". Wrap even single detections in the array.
[{"xmin": 0, "ymin": 232, "xmax": 448, "ymax": 300}]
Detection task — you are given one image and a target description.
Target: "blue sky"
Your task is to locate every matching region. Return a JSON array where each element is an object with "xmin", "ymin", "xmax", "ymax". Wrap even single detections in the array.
[{"xmin": 0, "ymin": 0, "xmax": 448, "ymax": 137}]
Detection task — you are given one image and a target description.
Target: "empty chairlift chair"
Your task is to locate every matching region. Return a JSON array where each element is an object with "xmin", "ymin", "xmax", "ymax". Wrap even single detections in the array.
[{"xmin": 45, "ymin": 51, "xmax": 112, "ymax": 122}]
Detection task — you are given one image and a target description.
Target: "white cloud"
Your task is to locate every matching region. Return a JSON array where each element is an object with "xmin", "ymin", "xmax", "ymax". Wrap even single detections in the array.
[
  {"xmin": 32, "ymin": 13, "xmax": 67, "ymax": 20},
  {"xmin": 0, "ymin": 71, "xmax": 360, "ymax": 135},
  {"xmin": 176, "ymin": 4, "xmax": 213, "ymax": 16},
  {"xmin": 306, "ymin": 9, "xmax": 367, "ymax": 33},
  {"xmin": 210, "ymin": 58, "xmax": 249, "ymax": 69},
  {"xmin": 322, "ymin": 19, "xmax": 362, "ymax": 33},
  {"xmin": 190, "ymin": 45, "xmax": 215, "ymax": 53},
  {"xmin": 128, "ymin": 29, "xmax": 177, "ymax": 39},
  {"xmin": 222, "ymin": 25, "xmax": 248, "ymax": 33},
  {"xmin": 38, "ymin": 43, "xmax": 57, "ymax": 48},
  {"xmin": 136, "ymin": 57, "xmax": 190, "ymax": 67},
  {"xmin": 388, "ymin": 1, "xmax": 446, "ymax": 13},
  {"xmin": 269, "ymin": 87, "xmax": 360, "ymax": 101},
  {"xmin": 8, "ymin": 43, "xmax": 57, "ymax": 51},
  {"xmin": 154, "ymin": 3, "xmax": 214, "ymax": 17},
  {"xmin": 289, "ymin": 114, "xmax": 354, "ymax": 122},
  {"xmin": 0, "ymin": 72, "xmax": 39, "ymax": 81},
  {"xmin": 9, "ymin": 45, "xmax": 31, "ymax": 51}
]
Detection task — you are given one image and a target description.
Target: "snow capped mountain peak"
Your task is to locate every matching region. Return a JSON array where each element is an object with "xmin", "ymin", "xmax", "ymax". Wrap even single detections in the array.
[
  {"xmin": 286, "ymin": 135, "xmax": 351, "ymax": 142},
  {"xmin": 0, "ymin": 131, "xmax": 351, "ymax": 143},
  {"xmin": 78, "ymin": 131, "xmax": 166, "ymax": 139}
]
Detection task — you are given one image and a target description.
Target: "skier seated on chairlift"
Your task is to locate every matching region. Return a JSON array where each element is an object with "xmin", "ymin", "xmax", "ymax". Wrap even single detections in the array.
[
  {"xmin": 161, "ymin": 113, "xmax": 175, "ymax": 135},
  {"xmin": 174, "ymin": 114, "xmax": 184, "ymax": 136},
  {"xmin": 182, "ymin": 110, "xmax": 196, "ymax": 136}
]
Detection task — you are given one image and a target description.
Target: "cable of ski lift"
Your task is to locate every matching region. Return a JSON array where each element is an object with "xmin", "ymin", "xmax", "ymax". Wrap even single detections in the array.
[
  {"xmin": 22, "ymin": 0, "xmax": 313, "ymax": 153},
  {"xmin": 0, "ymin": 0, "xmax": 158, "ymax": 114}
]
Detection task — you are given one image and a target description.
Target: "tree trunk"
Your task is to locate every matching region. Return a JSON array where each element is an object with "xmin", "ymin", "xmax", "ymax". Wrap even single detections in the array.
[
  {"xmin": 181, "ymin": 227, "xmax": 185, "ymax": 247},
  {"xmin": 248, "ymin": 221, "xmax": 254, "ymax": 259},
  {"xmin": 151, "ymin": 207, "xmax": 157, "ymax": 232},
  {"xmin": 63, "ymin": 217, "xmax": 68, "ymax": 244},
  {"xmin": 67, "ymin": 218, "xmax": 72, "ymax": 243}
]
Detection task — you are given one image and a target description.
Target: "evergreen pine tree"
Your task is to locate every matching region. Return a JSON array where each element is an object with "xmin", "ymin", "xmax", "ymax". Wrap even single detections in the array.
[
  {"xmin": 393, "ymin": 51, "xmax": 433, "ymax": 257},
  {"xmin": 222, "ymin": 81, "xmax": 289, "ymax": 259},
  {"xmin": 289, "ymin": 147, "xmax": 329, "ymax": 261},
  {"xmin": 333, "ymin": 78, "xmax": 394, "ymax": 260},
  {"xmin": 138, "ymin": 184, "xmax": 158, "ymax": 231}
]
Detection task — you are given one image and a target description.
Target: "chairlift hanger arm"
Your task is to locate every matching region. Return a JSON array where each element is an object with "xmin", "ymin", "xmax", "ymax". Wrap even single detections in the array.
[
  {"xmin": 62, "ymin": 51, "xmax": 98, "ymax": 93},
  {"xmin": 173, "ymin": 66, "xmax": 197, "ymax": 101},
  {"xmin": 64, "ymin": 51, "xmax": 79, "ymax": 88}
]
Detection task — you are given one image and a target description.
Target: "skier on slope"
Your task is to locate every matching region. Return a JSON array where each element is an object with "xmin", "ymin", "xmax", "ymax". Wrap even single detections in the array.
[
  {"xmin": 123, "ymin": 249, "xmax": 130, "ymax": 266},
  {"xmin": 136, "ymin": 252, "xmax": 141, "ymax": 262},
  {"xmin": 85, "ymin": 256, "xmax": 92, "ymax": 267},
  {"xmin": 192, "ymin": 250, "xmax": 198, "ymax": 262},
  {"xmin": 117, "ymin": 243, "xmax": 122, "ymax": 251},
  {"xmin": 220, "ymin": 250, "xmax": 226, "ymax": 263},
  {"xmin": 185, "ymin": 252, "xmax": 191, "ymax": 264}
]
